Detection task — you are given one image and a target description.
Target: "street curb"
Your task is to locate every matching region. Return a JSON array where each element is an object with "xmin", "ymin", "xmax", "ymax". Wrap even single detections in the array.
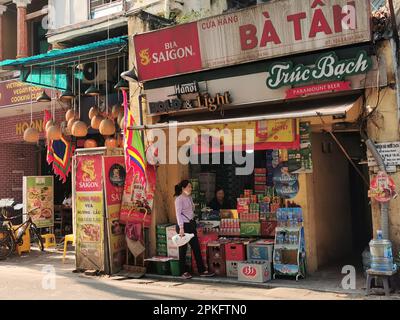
[{"xmin": 140, "ymin": 273, "xmax": 367, "ymax": 296}]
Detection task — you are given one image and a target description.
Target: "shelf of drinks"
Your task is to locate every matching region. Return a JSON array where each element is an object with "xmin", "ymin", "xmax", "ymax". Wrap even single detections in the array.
[
  {"xmin": 274, "ymin": 244, "xmax": 299, "ymax": 250},
  {"xmin": 275, "ymin": 226, "xmax": 302, "ymax": 232}
]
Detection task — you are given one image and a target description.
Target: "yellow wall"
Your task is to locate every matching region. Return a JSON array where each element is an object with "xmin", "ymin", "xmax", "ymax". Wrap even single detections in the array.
[{"xmin": 366, "ymin": 40, "xmax": 400, "ymax": 257}]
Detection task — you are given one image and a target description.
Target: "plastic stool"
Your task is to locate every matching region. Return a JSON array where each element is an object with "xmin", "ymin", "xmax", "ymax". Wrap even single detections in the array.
[
  {"xmin": 366, "ymin": 269, "xmax": 397, "ymax": 296},
  {"xmin": 63, "ymin": 234, "xmax": 75, "ymax": 263},
  {"xmin": 41, "ymin": 234, "xmax": 56, "ymax": 248},
  {"xmin": 13, "ymin": 225, "xmax": 31, "ymax": 255}
]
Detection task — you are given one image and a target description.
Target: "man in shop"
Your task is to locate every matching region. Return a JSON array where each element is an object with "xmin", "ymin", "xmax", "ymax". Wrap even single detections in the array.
[{"xmin": 208, "ymin": 187, "xmax": 232, "ymax": 211}]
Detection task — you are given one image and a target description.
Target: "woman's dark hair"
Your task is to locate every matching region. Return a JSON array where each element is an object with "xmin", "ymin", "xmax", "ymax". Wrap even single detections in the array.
[
  {"xmin": 215, "ymin": 187, "xmax": 224, "ymax": 195},
  {"xmin": 174, "ymin": 180, "xmax": 190, "ymax": 197}
]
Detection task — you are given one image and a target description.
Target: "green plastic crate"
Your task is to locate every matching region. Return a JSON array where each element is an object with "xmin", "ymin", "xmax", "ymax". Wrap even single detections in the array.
[
  {"xmin": 170, "ymin": 260, "xmax": 181, "ymax": 276},
  {"xmin": 155, "ymin": 261, "xmax": 171, "ymax": 275},
  {"xmin": 156, "ymin": 223, "xmax": 174, "ymax": 235}
]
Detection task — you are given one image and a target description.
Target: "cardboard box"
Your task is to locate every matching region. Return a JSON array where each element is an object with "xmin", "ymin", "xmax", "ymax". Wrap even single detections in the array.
[
  {"xmin": 226, "ymin": 260, "xmax": 244, "ymax": 277},
  {"xmin": 261, "ymin": 220, "xmax": 277, "ymax": 238},
  {"xmin": 238, "ymin": 261, "xmax": 272, "ymax": 283},
  {"xmin": 240, "ymin": 222, "xmax": 261, "ymax": 236},
  {"xmin": 247, "ymin": 239, "xmax": 274, "ymax": 261},
  {"xmin": 167, "ymin": 245, "xmax": 179, "ymax": 259}
]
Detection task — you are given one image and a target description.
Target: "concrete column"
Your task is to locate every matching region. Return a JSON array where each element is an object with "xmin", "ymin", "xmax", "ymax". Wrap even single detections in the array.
[
  {"xmin": 13, "ymin": 0, "xmax": 31, "ymax": 59},
  {"xmin": 0, "ymin": 5, "xmax": 6, "ymax": 61}
]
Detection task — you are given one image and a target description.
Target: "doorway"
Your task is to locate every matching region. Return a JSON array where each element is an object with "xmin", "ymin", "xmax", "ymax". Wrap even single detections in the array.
[{"xmin": 312, "ymin": 131, "xmax": 372, "ymax": 271}]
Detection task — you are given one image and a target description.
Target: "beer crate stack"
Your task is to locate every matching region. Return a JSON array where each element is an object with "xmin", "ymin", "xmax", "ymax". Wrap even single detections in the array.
[
  {"xmin": 207, "ymin": 239, "xmax": 230, "ymax": 276},
  {"xmin": 238, "ymin": 239, "xmax": 274, "ymax": 283},
  {"xmin": 254, "ymin": 168, "xmax": 267, "ymax": 195},
  {"xmin": 216, "ymin": 165, "xmax": 244, "ymax": 204},
  {"xmin": 156, "ymin": 223, "xmax": 174, "ymax": 256},
  {"xmin": 190, "ymin": 178, "xmax": 206, "ymax": 217},
  {"xmin": 225, "ymin": 241, "xmax": 247, "ymax": 277},
  {"xmin": 266, "ymin": 151, "xmax": 274, "ymax": 187},
  {"xmin": 192, "ymin": 231, "xmax": 218, "ymax": 274},
  {"xmin": 238, "ymin": 190, "xmax": 261, "ymax": 237}
]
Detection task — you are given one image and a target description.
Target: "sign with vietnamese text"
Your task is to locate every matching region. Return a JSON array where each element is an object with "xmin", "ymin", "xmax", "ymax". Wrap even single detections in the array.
[
  {"xmin": 134, "ymin": 0, "xmax": 371, "ymax": 81},
  {"xmin": 367, "ymin": 142, "xmax": 400, "ymax": 168},
  {"xmin": 0, "ymin": 80, "xmax": 52, "ymax": 108},
  {"xmin": 267, "ymin": 51, "xmax": 372, "ymax": 89}
]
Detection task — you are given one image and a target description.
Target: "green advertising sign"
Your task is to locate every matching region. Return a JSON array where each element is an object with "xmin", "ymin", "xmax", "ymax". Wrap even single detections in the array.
[
  {"xmin": 266, "ymin": 51, "xmax": 373, "ymax": 89},
  {"xmin": 23, "ymin": 176, "xmax": 54, "ymax": 228}
]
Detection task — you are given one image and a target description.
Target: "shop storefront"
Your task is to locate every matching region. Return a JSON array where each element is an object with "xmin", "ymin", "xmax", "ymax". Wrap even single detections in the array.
[
  {"xmin": 0, "ymin": 36, "xmax": 129, "ymax": 251},
  {"xmin": 126, "ymin": 0, "xmax": 395, "ymax": 282}
]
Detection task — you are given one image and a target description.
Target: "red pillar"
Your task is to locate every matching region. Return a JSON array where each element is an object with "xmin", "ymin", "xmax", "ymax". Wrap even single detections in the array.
[{"xmin": 13, "ymin": 0, "xmax": 31, "ymax": 59}]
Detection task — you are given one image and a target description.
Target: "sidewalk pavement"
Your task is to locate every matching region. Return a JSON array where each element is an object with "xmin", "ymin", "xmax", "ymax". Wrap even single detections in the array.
[{"xmin": 0, "ymin": 248, "xmax": 398, "ymax": 300}]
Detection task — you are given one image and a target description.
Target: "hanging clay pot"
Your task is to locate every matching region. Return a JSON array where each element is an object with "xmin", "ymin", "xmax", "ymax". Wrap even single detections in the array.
[
  {"xmin": 45, "ymin": 119, "xmax": 55, "ymax": 131},
  {"xmin": 84, "ymin": 139, "xmax": 98, "ymax": 148},
  {"xmin": 91, "ymin": 114, "xmax": 104, "ymax": 130},
  {"xmin": 72, "ymin": 120, "xmax": 88, "ymax": 137},
  {"xmin": 111, "ymin": 104, "xmax": 123, "ymax": 119},
  {"xmin": 23, "ymin": 127, "xmax": 39, "ymax": 143},
  {"xmin": 47, "ymin": 124, "xmax": 62, "ymax": 141},
  {"xmin": 105, "ymin": 137, "xmax": 118, "ymax": 148},
  {"xmin": 67, "ymin": 118, "xmax": 78, "ymax": 133},
  {"xmin": 99, "ymin": 118, "xmax": 116, "ymax": 136},
  {"xmin": 88, "ymin": 106, "xmax": 99, "ymax": 120},
  {"xmin": 65, "ymin": 109, "xmax": 76, "ymax": 122}
]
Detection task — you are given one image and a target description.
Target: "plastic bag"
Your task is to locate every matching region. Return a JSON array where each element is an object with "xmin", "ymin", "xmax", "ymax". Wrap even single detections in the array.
[{"xmin": 172, "ymin": 233, "xmax": 194, "ymax": 247}]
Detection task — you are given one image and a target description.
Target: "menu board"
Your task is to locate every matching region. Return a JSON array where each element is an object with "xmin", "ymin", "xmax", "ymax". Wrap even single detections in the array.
[
  {"xmin": 75, "ymin": 155, "xmax": 105, "ymax": 271},
  {"xmin": 23, "ymin": 176, "xmax": 54, "ymax": 228}
]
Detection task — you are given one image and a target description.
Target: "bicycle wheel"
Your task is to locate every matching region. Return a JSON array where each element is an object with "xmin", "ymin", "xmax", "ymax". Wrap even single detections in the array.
[
  {"xmin": 30, "ymin": 225, "xmax": 44, "ymax": 251},
  {"xmin": 0, "ymin": 230, "xmax": 15, "ymax": 260}
]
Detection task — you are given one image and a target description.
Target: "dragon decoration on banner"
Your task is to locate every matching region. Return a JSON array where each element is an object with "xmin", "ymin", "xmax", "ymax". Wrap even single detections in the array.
[{"xmin": 44, "ymin": 110, "xmax": 74, "ymax": 183}]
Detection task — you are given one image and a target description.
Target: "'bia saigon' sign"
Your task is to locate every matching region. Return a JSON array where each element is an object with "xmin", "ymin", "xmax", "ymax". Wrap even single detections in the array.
[{"xmin": 266, "ymin": 51, "xmax": 372, "ymax": 89}]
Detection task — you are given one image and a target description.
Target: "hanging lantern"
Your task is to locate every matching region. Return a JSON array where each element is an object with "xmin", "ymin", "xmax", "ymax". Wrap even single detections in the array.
[
  {"xmin": 59, "ymin": 89, "xmax": 75, "ymax": 102},
  {"xmin": 88, "ymin": 106, "xmax": 99, "ymax": 120},
  {"xmin": 111, "ymin": 104, "xmax": 123, "ymax": 119},
  {"xmin": 47, "ymin": 124, "xmax": 62, "ymax": 141},
  {"xmin": 72, "ymin": 120, "xmax": 88, "ymax": 137},
  {"xmin": 105, "ymin": 137, "xmax": 118, "ymax": 148},
  {"xmin": 23, "ymin": 127, "xmax": 39, "ymax": 143},
  {"xmin": 84, "ymin": 139, "xmax": 98, "ymax": 148},
  {"xmin": 85, "ymin": 85, "xmax": 100, "ymax": 97},
  {"xmin": 45, "ymin": 119, "xmax": 55, "ymax": 131},
  {"xmin": 99, "ymin": 118, "xmax": 116, "ymax": 136},
  {"xmin": 91, "ymin": 114, "xmax": 104, "ymax": 130},
  {"xmin": 36, "ymin": 90, "xmax": 51, "ymax": 103},
  {"xmin": 114, "ymin": 79, "xmax": 129, "ymax": 91},
  {"xmin": 65, "ymin": 109, "xmax": 76, "ymax": 122}
]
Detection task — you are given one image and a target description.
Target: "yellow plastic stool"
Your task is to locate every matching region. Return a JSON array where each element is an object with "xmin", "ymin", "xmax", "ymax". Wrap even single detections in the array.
[
  {"xmin": 63, "ymin": 234, "xmax": 75, "ymax": 263},
  {"xmin": 41, "ymin": 234, "xmax": 56, "ymax": 248},
  {"xmin": 13, "ymin": 225, "xmax": 31, "ymax": 255}
]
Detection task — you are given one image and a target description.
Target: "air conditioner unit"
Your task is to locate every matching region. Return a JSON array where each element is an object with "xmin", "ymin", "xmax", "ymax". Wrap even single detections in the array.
[{"xmin": 81, "ymin": 60, "xmax": 118, "ymax": 84}]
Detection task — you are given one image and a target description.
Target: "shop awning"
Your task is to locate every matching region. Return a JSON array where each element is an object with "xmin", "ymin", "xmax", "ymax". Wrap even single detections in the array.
[
  {"xmin": 0, "ymin": 36, "xmax": 128, "ymax": 90},
  {"xmin": 0, "ymin": 36, "xmax": 128, "ymax": 68},
  {"xmin": 129, "ymin": 96, "xmax": 361, "ymax": 130}
]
